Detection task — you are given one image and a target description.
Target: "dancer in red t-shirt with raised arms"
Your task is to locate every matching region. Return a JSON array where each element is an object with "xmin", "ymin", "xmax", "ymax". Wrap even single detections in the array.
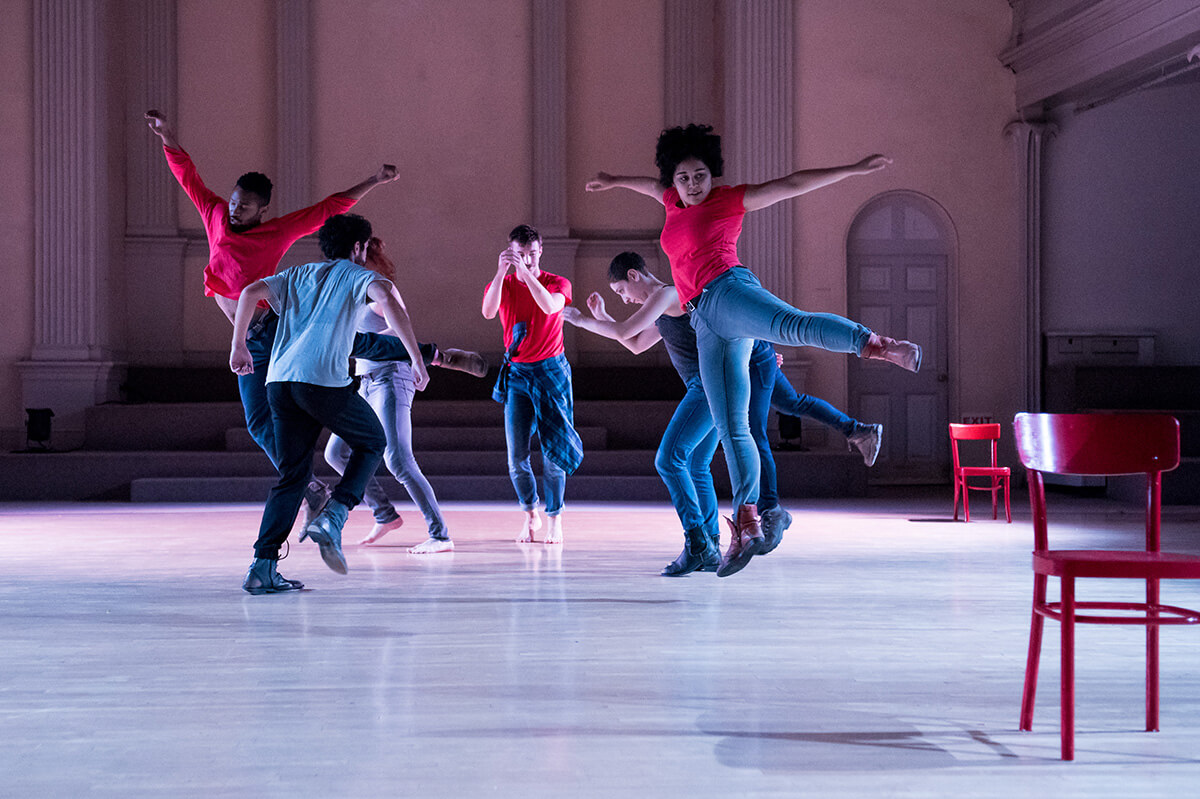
[
  {"xmin": 145, "ymin": 110, "xmax": 486, "ymax": 533},
  {"xmin": 586, "ymin": 124, "xmax": 921, "ymax": 577}
]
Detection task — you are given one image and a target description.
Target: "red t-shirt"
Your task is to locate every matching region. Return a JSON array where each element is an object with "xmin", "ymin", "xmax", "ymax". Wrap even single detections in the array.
[
  {"xmin": 164, "ymin": 146, "xmax": 357, "ymax": 298},
  {"xmin": 659, "ymin": 184, "xmax": 748, "ymax": 307},
  {"xmin": 487, "ymin": 271, "xmax": 572, "ymax": 363}
]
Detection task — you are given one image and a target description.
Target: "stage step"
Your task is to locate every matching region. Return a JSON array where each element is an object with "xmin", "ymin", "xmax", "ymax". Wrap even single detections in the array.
[
  {"xmin": 223, "ymin": 425, "xmax": 611, "ymax": 453},
  {"xmin": 0, "ymin": 447, "xmax": 867, "ymax": 502},
  {"xmin": 129, "ymin": 474, "xmax": 673, "ymax": 503}
]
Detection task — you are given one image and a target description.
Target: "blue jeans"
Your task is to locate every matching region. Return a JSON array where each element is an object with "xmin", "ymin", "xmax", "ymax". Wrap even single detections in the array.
[
  {"xmin": 254, "ymin": 382, "xmax": 385, "ymax": 560},
  {"xmin": 239, "ymin": 311, "xmax": 435, "ymax": 472},
  {"xmin": 325, "ymin": 363, "xmax": 448, "ymax": 539},
  {"xmin": 771, "ymin": 373, "xmax": 857, "ymax": 437},
  {"xmin": 655, "ymin": 378, "xmax": 721, "ymax": 538},
  {"xmin": 749, "ymin": 343, "xmax": 780, "ymax": 512},
  {"xmin": 504, "ymin": 380, "xmax": 566, "ymax": 516},
  {"xmin": 655, "ymin": 340, "xmax": 781, "ymax": 535},
  {"xmin": 691, "ymin": 268, "xmax": 872, "ymax": 509}
]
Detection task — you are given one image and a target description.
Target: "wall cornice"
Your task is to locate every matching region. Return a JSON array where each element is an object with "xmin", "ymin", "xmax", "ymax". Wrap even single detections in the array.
[{"xmin": 1001, "ymin": 0, "xmax": 1200, "ymax": 110}]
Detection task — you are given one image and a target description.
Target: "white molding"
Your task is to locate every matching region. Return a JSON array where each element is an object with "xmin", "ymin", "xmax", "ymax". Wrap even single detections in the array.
[{"xmin": 1001, "ymin": 0, "xmax": 1200, "ymax": 110}]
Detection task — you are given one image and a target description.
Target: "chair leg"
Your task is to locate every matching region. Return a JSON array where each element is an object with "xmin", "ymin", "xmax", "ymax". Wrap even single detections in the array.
[
  {"xmin": 1003, "ymin": 475, "xmax": 1012, "ymax": 523},
  {"xmin": 963, "ymin": 482, "xmax": 971, "ymax": 522},
  {"xmin": 1020, "ymin": 575, "xmax": 1047, "ymax": 731},
  {"xmin": 1147, "ymin": 578, "xmax": 1160, "ymax": 732},
  {"xmin": 952, "ymin": 476, "xmax": 961, "ymax": 521},
  {"xmin": 1020, "ymin": 611, "xmax": 1044, "ymax": 731},
  {"xmin": 1061, "ymin": 577, "xmax": 1076, "ymax": 761},
  {"xmin": 991, "ymin": 477, "xmax": 999, "ymax": 520}
]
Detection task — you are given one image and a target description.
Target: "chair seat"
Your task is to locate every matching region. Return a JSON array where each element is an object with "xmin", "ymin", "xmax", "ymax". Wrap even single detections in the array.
[
  {"xmin": 958, "ymin": 466, "xmax": 1011, "ymax": 477},
  {"xmin": 1034, "ymin": 549, "xmax": 1200, "ymax": 580}
]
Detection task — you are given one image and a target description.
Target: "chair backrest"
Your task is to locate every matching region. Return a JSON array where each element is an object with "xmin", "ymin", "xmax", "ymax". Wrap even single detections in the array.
[
  {"xmin": 1013, "ymin": 413, "xmax": 1179, "ymax": 477},
  {"xmin": 1013, "ymin": 413, "xmax": 1180, "ymax": 552},
  {"xmin": 949, "ymin": 423, "xmax": 1001, "ymax": 470}
]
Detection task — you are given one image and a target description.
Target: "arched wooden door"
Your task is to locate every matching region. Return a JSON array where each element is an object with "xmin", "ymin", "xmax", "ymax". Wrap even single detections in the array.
[{"xmin": 847, "ymin": 192, "xmax": 952, "ymax": 483}]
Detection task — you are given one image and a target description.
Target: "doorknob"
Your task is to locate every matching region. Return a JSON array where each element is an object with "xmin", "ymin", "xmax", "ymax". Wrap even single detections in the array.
[{"xmin": 938, "ymin": 374, "xmax": 948, "ymax": 383}]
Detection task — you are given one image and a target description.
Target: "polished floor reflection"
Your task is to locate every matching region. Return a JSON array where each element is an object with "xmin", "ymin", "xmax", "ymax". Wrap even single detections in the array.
[{"xmin": 3, "ymin": 493, "xmax": 1200, "ymax": 797}]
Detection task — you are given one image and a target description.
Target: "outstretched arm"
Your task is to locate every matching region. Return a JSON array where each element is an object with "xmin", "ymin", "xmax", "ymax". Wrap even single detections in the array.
[
  {"xmin": 742, "ymin": 155, "xmax": 891, "ymax": 212},
  {"xmin": 229, "ymin": 281, "xmax": 270, "ymax": 375},
  {"xmin": 584, "ymin": 172, "xmax": 665, "ymax": 205},
  {"xmin": 367, "ymin": 280, "xmax": 429, "ymax": 390},
  {"xmin": 339, "ymin": 164, "xmax": 400, "ymax": 201},
  {"xmin": 144, "ymin": 109, "xmax": 181, "ymax": 150},
  {"xmin": 562, "ymin": 289, "xmax": 674, "ymax": 354}
]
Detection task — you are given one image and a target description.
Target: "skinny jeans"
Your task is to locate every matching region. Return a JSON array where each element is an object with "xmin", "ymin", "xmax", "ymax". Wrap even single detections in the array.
[
  {"xmin": 325, "ymin": 362, "xmax": 448, "ymax": 539},
  {"xmin": 655, "ymin": 341, "xmax": 781, "ymax": 537},
  {"xmin": 690, "ymin": 267, "xmax": 872, "ymax": 510}
]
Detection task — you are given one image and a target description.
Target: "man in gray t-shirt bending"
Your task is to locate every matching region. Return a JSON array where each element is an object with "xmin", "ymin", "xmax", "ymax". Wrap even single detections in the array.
[{"xmin": 230, "ymin": 213, "xmax": 428, "ymax": 594}]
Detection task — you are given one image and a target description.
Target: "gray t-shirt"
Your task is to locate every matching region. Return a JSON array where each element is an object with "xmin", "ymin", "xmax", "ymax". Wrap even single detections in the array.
[{"xmin": 261, "ymin": 259, "xmax": 390, "ymax": 387}]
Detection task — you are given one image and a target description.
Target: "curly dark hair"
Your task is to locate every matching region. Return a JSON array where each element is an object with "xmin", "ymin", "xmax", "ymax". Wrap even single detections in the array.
[
  {"xmin": 508, "ymin": 224, "xmax": 541, "ymax": 246},
  {"xmin": 235, "ymin": 171, "xmax": 273, "ymax": 204},
  {"xmin": 318, "ymin": 213, "xmax": 373, "ymax": 260},
  {"xmin": 654, "ymin": 124, "xmax": 723, "ymax": 188},
  {"xmin": 607, "ymin": 251, "xmax": 648, "ymax": 284}
]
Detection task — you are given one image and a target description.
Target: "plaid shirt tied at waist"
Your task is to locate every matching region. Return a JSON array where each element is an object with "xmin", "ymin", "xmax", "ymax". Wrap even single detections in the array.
[{"xmin": 492, "ymin": 324, "xmax": 583, "ymax": 475}]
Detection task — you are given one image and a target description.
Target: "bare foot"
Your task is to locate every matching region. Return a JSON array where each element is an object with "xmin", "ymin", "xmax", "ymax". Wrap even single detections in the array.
[
  {"xmin": 544, "ymin": 514, "xmax": 563, "ymax": 544},
  {"xmin": 408, "ymin": 537, "xmax": 454, "ymax": 554},
  {"xmin": 358, "ymin": 515, "xmax": 403, "ymax": 545},
  {"xmin": 516, "ymin": 510, "xmax": 542, "ymax": 543}
]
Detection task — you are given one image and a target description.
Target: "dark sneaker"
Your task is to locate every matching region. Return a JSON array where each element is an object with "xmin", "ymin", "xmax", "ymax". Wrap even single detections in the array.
[
  {"xmin": 759, "ymin": 506, "xmax": 793, "ymax": 555},
  {"xmin": 847, "ymin": 423, "xmax": 883, "ymax": 467}
]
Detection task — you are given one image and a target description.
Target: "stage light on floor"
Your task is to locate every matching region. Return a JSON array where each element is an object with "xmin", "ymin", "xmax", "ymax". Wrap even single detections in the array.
[{"xmin": 25, "ymin": 407, "xmax": 54, "ymax": 451}]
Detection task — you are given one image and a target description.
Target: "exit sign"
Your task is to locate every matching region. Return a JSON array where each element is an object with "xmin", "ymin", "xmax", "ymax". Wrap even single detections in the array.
[{"xmin": 962, "ymin": 414, "xmax": 994, "ymax": 424}]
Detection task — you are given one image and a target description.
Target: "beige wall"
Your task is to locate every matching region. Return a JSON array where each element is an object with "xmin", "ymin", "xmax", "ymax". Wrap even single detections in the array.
[{"xmin": 0, "ymin": 0, "xmax": 34, "ymax": 445}]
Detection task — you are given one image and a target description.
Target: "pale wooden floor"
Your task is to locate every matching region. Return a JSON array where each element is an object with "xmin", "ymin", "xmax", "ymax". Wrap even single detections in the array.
[{"xmin": 3, "ymin": 492, "xmax": 1200, "ymax": 797}]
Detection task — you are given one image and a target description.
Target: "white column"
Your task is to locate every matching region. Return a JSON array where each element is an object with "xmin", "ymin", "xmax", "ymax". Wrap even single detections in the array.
[
  {"xmin": 530, "ymin": 0, "xmax": 578, "ymax": 356},
  {"xmin": 531, "ymin": 0, "xmax": 570, "ymax": 239},
  {"xmin": 20, "ymin": 0, "xmax": 122, "ymax": 443},
  {"xmin": 664, "ymin": 0, "xmax": 719, "ymax": 128},
  {"xmin": 723, "ymin": 0, "xmax": 794, "ymax": 299},
  {"xmin": 1005, "ymin": 120, "xmax": 1057, "ymax": 412},
  {"xmin": 275, "ymin": 0, "xmax": 312, "ymax": 214},
  {"xmin": 124, "ymin": 0, "xmax": 188, "ymax": 366}
]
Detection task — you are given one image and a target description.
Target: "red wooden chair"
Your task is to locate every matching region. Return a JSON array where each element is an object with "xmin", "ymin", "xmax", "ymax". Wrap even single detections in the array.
[
  {"xmin": 950, "ymin": 423, "xmax": 1011, "ymax": 522},
  {"xmin": 1013, "ymin": 412, "xmax": 1200, "ymax": 760}
]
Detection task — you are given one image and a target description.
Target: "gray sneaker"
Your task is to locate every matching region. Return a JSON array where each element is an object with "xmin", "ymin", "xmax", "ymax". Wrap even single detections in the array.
[
  {"xmin": 847, "ymin": 423, "xmax": 883, "ymax": 467},
  {"xmin": 760, "ymin": 506, "xmax": 793, "ymax": 555}
]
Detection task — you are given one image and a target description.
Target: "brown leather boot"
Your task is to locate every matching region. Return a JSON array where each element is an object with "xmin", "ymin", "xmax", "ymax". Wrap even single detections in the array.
[
  {"xmin": 717, "ymin": 504, "xmax": 764, "ymax": 577},
  {"xmin": 861, "ymin": 334, "xmax": 922, "ymax": 373}
]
